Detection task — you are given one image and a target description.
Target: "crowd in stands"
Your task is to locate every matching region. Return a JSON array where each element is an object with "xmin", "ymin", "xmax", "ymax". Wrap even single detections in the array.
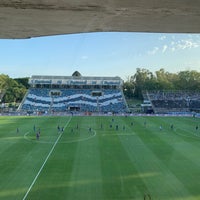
[
  {"xmin": 145, "ymin": 91, "xmax": 200, "ymax": 113},
  {"xmin": 21, "ymin": 88, "xmax": 127, "ymax": 113}
]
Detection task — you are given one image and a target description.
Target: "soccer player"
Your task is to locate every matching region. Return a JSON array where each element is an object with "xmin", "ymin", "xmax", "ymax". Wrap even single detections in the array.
[
  {"xmin": 131, "ymin": 122, "xmax": 133, "ymax": 126},
  {"xmin": 57, "ymin": 125, "xmax": 60, "ymax": 132},
  {"xmin": 89, "ymin": 127, "xmax": 92, "ymax": 133},
  {"xmin": 144, "ymin": 120, "xmax": 147, "ymax": 127},
  {"xmin": 123, "ymin": 125, "xmax": 125, "ymax": 130},
  {"xmin": 116, "ymin": 125, "xmax": 118, "ymax": 131},
  {"xmin": 36, "ymin": 132, "xmax": 40, "ymax": 140}
]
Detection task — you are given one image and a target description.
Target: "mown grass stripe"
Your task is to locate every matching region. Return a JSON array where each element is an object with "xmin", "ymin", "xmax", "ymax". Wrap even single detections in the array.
[
  {"xmin": 22, "ymin": 116, "xmax": 72, "ymax": 200},
  {"xmin": 65, "ymin": 117, "xmax": 103, "ymax": 200}
]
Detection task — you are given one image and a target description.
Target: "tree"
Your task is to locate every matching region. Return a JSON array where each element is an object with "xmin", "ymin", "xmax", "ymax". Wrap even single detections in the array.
[
  {"xmin": 176, "ymin": 70, "xmax": 200, "ymax": 90},
  {"xmin": 0, "ymin": 74, "xmax": 10, "ymax": 101},
  {"xmin": 14, "ymin": 77, "xmax": 29, "ymax": 89},
  {"xmin": 0, "ymin": 74, "xmax": 27, "ymax": 103},
  {"xmin": 123, "ymin": 78, "xmax": 135, "ymax": 99},
  {"xmin": 131, "ymin": 68, "xmax": 156, "ymax": 99},
  {"xmin": 155, "ymin": 68, "xmax": 175, "ymax": 90}
]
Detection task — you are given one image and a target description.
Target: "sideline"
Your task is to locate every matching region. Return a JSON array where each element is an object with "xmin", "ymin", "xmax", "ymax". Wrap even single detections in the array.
[{"xmin": 22, "ymin": 116, "xmax": 72, "ymax": 200}]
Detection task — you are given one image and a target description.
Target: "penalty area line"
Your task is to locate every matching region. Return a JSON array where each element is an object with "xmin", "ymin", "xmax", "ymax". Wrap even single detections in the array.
[{"xmin": 22, "ymin": 116, "xmax": 72, "ymax": 200}]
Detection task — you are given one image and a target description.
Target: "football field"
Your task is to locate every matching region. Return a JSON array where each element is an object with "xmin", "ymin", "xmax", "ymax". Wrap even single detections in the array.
[{"xmin": 0, "ymin": 115, "xmax": 200, "ymax": 200}]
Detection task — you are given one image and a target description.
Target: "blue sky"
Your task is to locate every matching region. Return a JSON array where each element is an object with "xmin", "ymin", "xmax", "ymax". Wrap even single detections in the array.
[{"xmin": 0, "ymin": 32, "xmax": 200, "ymax": 81}]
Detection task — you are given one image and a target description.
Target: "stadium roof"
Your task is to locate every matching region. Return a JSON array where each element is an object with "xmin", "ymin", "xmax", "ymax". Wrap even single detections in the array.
[
  {"xmin": 0, "ymin": 0, "xmax": 200, "ymax": 39},
  {"xmin": 29, "ymin": 75, "xmax": 123, "ymax": 85},
  {"xmin": 31, "ymin": 75, "xmax": 121, "ymax": 80}
]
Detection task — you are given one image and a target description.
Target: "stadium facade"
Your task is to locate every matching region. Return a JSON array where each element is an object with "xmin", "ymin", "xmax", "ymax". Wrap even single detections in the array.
[{"xmin": 19, "ymin": 74, "xmax": 128, "ymax": 114}]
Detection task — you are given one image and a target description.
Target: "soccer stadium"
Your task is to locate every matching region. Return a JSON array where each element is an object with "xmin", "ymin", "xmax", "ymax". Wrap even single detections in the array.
[
  {"xmin": 1, "ymin": 1, "xmax": 200, "ymax": 200},
  {"xmin": 1, "ymin": 72, "xmax": 200, "ymax": 200}
]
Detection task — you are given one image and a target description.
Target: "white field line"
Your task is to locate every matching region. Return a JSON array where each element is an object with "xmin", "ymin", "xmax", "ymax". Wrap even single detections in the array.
[
  {"xmin": 174, "ymin": 129, "xmax": 200, "ymax": 140},
  {"xmin": 23, "ymin": 132, "xmax": 32, "ymax": 142},
  {"xmin": 101, "ymin": 133, "xmax": 135, "ymax": 136},
  {"xmin": 24, "ymin": 129, "xmax": 96, "ymax": 144},
  {"xmin": 22, "ymin": 116, "xmax": 72, "ymax": 200}
]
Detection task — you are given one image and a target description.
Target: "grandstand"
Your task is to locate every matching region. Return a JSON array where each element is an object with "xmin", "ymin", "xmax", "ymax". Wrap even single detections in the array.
[
  {"xmin": 19, "ymin": 74, "xmax": 128, "ymax": 114},
  {"xmin": 144, "ymin": 90, "xmax": 200, "ymax": 114}
]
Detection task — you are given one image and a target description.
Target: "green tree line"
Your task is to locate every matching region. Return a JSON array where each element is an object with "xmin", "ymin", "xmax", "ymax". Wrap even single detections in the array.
[
  {"xmin": 0, "ymin": 74, "xmax": 28, "ymax": 103},
  {"xmin": 123, "ymin": 68, "xmax": 200, "ymax": 99}
]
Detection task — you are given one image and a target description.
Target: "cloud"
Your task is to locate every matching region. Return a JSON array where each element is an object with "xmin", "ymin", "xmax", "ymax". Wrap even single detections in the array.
[
  {"xmin": 80, "ymin": 55, "xmax": 88, "ymax": 60},
  {"xmin": 148, "ymin": 47, "xmax": 159, "ymax": 55},
  {"xmin": 169, "ymin": 38, "xmax": 200, "ymax": 52},
  {"xmin": 162, "ymin": 45, "xmax": 168, "ymax": 53},
  {"xmin": 179, "ymin": 39, "xmax": 199, "ymax": 49},
  {"xmin": 171, "ymin": 47, "xmax": 175, "ymax": 52},
  {"xmin": 159, "ymin": 35, "xmax": 166, "ymax": 41},
  {"xmin": 146, "ymin": 35, "xmax": 200, "ymax": 56}
]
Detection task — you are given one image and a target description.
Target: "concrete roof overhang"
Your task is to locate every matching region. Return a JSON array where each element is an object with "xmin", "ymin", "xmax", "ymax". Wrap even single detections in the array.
[{"xmin": 0, "ymin": 0, "xmax": 200, "ymax": 39}]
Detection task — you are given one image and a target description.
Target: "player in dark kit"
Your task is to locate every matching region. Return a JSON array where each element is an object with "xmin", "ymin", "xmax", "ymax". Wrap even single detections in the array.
[
  {"xmin": 131, "ymin": 122, "xmax": 133, "ymax": 126},
  {"xmin": 36, "ymin": 132, "xmax": 40, "ymax": 140},
  {"xmin": 57, "ymin": 125, "xmax": 60, "ymax": 132}
]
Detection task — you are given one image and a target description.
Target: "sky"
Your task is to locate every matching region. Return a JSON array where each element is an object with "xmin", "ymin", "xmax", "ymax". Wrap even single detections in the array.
[{"xmin": 0, "ymin": 32, "xmax": 200, "ymax": 81}]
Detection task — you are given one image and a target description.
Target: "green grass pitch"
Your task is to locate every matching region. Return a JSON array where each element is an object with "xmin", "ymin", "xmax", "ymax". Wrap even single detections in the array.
[{"xmin": 0, "ymin": 115, "xmax": 200, "ymax": 200}]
